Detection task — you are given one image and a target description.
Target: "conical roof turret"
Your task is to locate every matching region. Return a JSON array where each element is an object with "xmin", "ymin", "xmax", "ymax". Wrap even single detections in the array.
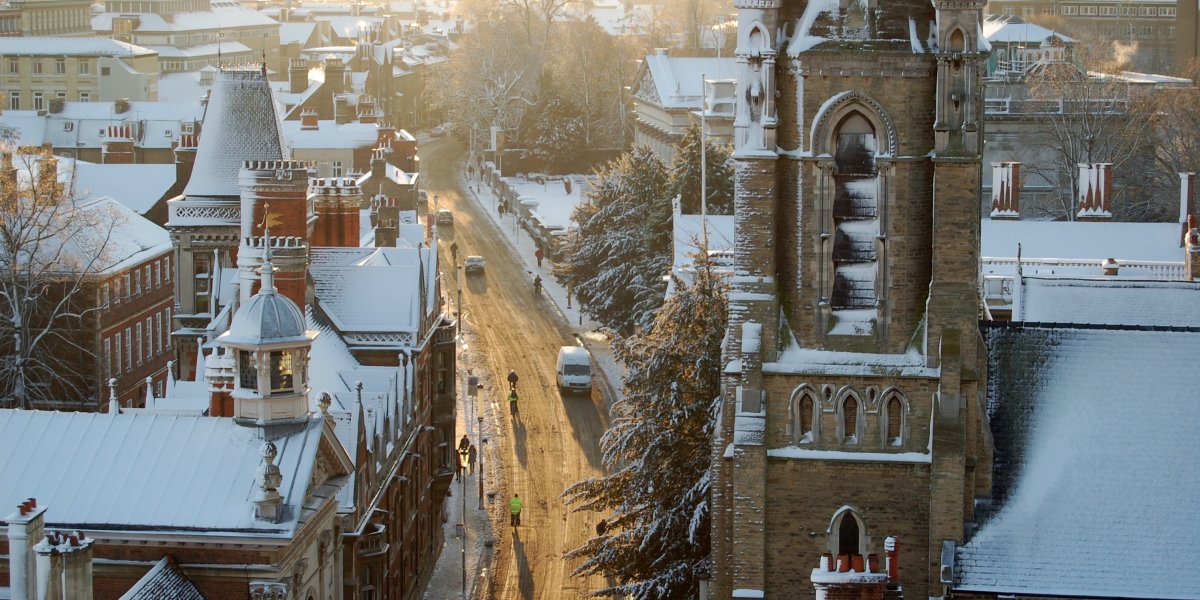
[{"xmin": 184, "ymin": 68, "xmax": 289, "ymax": 200}]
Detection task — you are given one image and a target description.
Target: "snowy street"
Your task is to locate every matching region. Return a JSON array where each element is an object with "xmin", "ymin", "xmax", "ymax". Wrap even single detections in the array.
[{"xmin": 418, "ymin": 136, "xmax": 615, "ymax": 599}]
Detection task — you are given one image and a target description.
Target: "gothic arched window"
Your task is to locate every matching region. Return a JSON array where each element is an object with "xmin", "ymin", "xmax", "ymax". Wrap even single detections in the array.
[
  {"xmin": 886, "ymin": 396, "xmax": 903, "ymax": 446},
  {"xmin": 828, "ymin": 507, "xmax": 867, "ymax": 558},
  {"xmin": 838, "ymin": 513, "xmax": 860, "ymax": 556},
  {"xmin": 840, "ymin": 396, "xmax": 860, "ymax": 445},
  {"xmin": 831, "ymin": 112, "xmax": 879, "ymax": 311}
]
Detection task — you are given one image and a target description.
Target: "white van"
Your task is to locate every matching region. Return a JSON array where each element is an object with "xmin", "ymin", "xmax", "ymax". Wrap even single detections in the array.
[{"xmin": 556, "ymin": 346, "xmax": 593, "ymax": 393}]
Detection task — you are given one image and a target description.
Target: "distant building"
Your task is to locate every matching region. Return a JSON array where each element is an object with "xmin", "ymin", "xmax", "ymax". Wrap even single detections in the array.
[
  {"xmin": 630, "ymin": 48, "xmax": 735, "ymax": 164},
  {"xmin": 92, "ymin": 0, "xmax": 282, "ymax": 75},
  {"xmin": 0, "ymin": 0, "xmax": 93, "ymax": 37},
  {"xmin": 0, "ymin": 38, "xmax": 158, "ymax": 109},
  {"xmin": 986, "ymin": 0, "xmax": 1179, "ymax": 73}
]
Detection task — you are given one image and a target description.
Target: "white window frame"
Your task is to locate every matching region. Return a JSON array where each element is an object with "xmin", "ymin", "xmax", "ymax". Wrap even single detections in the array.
[
  {"xmin": 135, "ymin": 322, "xmax": 143, "ymax": 366},
  {"xmin": 114, "ymin": 332, "xmax": 122, "ymax": 374}
]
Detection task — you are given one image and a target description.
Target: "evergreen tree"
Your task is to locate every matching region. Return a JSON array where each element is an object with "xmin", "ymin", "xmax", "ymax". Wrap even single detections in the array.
[
  {"xmin": 554, "ymin": 145, "xmax": 671, "ymax": 334},
  {"xmin": 519, "ymin": 84, "xmax": 586, "ymax": 173},
  {"xmin": 562, "ymin": 255, "xmax": 728, "ymax": 599},
  {"xmin": 670, "ymin": 123, "xmax": 734, "ymax": 215}
]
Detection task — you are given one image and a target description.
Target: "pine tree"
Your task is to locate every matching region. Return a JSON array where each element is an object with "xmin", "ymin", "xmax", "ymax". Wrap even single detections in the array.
[
  {"xmin": 670, "ymin": 123, "xmax": 734, "ymax": 215},
  {"xmin": 562, "ymin": 254, "xmax": 728, "ymax": 599},
  {"xmin": 554, "ymin": 145, "xmax": 671, "ymax": 334}
]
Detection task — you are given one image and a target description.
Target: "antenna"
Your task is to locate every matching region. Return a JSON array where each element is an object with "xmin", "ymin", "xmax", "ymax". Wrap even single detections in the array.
[
  {"xmin": 700, "ymin": 71, "xmax": 709, "ymax": 248},
  {"xmin": 217, "ymin": 28, "xmax": 223, "ymax": 69}
]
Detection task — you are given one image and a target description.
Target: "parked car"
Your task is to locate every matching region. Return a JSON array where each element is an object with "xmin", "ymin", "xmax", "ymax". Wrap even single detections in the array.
[
  {"xmin": 436, "ymin": 209, "xmax": 454, "ymax": 225},
  {"xmin": 464, "ymin": 255, "xmax": 486, "ymax": 274}
]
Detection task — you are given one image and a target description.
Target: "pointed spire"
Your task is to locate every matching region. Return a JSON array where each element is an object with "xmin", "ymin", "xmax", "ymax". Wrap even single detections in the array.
[
  {"xmin": 259, "ymin": 204, "xmax": 278, "ymax": 294},
  {"xmin": 108, "ymin": 378, "xmax": 120, "ymax": 414}
]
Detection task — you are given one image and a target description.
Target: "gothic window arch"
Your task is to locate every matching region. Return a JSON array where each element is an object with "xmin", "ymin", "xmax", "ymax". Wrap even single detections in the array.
[
  {"xmin": 836, "ymin": 390, "xmax": 864, "ymax": 445},
  {"xmin": 789, "ymin": 385, "xmax": 820, "ymax": 444},
  {"xmin": 809, "ymin": 91, "xmax": 897, "ymax": 158},
  {"xmin": 879, "ymin": 390, "xmax": 908, "ymax": 447},
  {"xmin": 948, "ymin": 28, "xmax": 967, "ymax": 53},
  {"xmin": 827, "ymin": 506, "xmax": 869, "ymax": 557}
]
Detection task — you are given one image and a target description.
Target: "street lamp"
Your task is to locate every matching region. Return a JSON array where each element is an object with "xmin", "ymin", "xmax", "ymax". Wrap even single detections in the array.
[{"xmin": 455, "ymin": 263, "xmax": 462, "ymax": 337}]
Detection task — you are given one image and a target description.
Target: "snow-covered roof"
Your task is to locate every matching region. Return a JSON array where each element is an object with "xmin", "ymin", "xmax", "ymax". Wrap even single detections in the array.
[
  {"xmin": 150, "ymin": 41, "xmax": 251, "ymax": 58},
  {"xmin": 981, "ymin": 219, "xmax": 1183, "ymax": 263},
  {"xmin": 47, "ymin": 197, "xmax": 172, "ymax": 275},
  {"xmin": 0, "ymin": 37, "xmax": 156, "ymax": 57},
  {"xmin": 36, "ymin": 101, "xmax": 205, "ymax": 150},
  {"xmin": 66, "ymin": 160, "xmax": 176, "ymax": 215},
  {"xmin": 280, "ymin": 22, "xmax": 317, "ymax": 45},
  {"xmin": 639, "ymin": 51, "xmax": 735, "ymax": 110},
  {"xmin": 282, "ymin": 119, "xmax": 379, "ymax": 149},
  {"xmin": 959, "ymin": 324, "xmax": 1200, "ymax": 598},
  {"xmin": 119, "ymin": 556, "xmax": 205, "ymax": 600},
  {"xmin": 311, "ymin": 256, "xmax": 422, "ymax": 334},
  {"xmin": 92, "ymin": 4, "xmax": 278, "ymax": 33},
  {"xmin": 319, "ymin": 15, "xmax": 386, "ymax": 39},
  {"xmin": 156, "ymin": 71, "xmax": 212, "ymax": 103},
  {"xmin": 982, "ymin": 14, "xmax": 1073, "ymax": 45},
  {"xmin": 502, "ymin": 176, "xmax": 591, "ymax": 230},
  {"xmin": 1018, "ymin": 277, "xmax": 1200, "ymax": 327},
  {"xmin": 183, "ymin": 68, "xmax": 289, "ymax": 200},
  {"xmin": 0, "ymin": 410, "xmax": 331, "ymax": 536},
  {"xmin": 0, "ymin": 110, "xmax": 48, "ymax": 146}
]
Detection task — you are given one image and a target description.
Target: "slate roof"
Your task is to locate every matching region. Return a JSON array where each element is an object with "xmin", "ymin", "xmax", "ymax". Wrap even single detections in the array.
[
  {"xmin": 119, "ymin": 556, "xmax": 205, "ymax": 600},
  {"xmin": 92, "ymin": 3, "xmax": 278, "ymax": 33},
  {"xmin": 67, "ymin": 161, "xmax": 177, "ymax": 216},
  {"xmin": 957, "ymin": 324, "xmax": 1200, "ymax": 598},
  {"xmin": 183, "ymin": 68, "xmax": 288, "ymax": 200},
  {"xmin": 1019, "ymin": 277, "xmax": 1200, "ymax": 327},
  {"xmin": 0, "ymin": 410, "xmax": 329, "ymax": 535}
]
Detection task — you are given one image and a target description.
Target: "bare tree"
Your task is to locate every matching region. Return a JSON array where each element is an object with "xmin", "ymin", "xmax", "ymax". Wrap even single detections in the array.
[
  {"xmin": 0, "ymin": 147, "xmax": 115, "ymax": 409},
  {"xmin": 1147, "ymin": 61, "xmax": 1200, "ymax": 214},
  {"xmin": 1023, "ymin": 41, "xmax": 1163, "ymax": 220},
  {"xmin": 547, "ymin": 20, "xmax": 639, "ymax": 149},
  {"xmin": 426, "ymin": 19, "xmax": 540, "ymax": 154}
]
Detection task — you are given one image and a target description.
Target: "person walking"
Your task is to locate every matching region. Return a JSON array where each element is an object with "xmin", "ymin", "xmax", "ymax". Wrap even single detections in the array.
[
  {"xmin": 510, "ymin": 494, "xmax": 523, "ymax": 527},
  {"xmin": 534, "ymin": 246, "xmax": 545, "ymax": 268},
  {"xmin": 467, "ymin": 444, "xmax": 477, "ymax": 474},
  {"xmin": 458, "ymin": 434, "xmax": 470, "ymax": 454},
  {"xmin": 595, "ymin": 519, "xmax": 608, "ymax": 537}
]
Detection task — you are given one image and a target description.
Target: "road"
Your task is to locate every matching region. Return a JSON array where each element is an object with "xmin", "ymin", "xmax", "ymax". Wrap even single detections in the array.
[{"xmin": 418, "ymin": 137, "xmax": 611, "ymax": 599}]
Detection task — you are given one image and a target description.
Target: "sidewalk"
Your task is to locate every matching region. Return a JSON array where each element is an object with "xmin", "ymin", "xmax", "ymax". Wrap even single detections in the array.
[{"xmin": 423, "ymin": 163, "xmax": 626, "ymax": 600}]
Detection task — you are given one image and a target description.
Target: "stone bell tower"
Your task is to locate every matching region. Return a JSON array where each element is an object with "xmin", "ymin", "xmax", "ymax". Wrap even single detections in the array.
[{"xmin": 711, "ymin": 0, "xmax": 992, "ymax": 598}]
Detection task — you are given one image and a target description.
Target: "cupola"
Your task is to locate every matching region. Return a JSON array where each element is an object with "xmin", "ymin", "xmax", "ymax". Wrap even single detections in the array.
[{"xmin": 217, "ymin": 242, "xmax": 315, "ymax": 426}]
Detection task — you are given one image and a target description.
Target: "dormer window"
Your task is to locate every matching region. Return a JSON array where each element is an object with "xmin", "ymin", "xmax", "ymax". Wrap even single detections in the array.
[{"xmin": 270, "ymin": 351, "xmax": 294, "ymax": 393}]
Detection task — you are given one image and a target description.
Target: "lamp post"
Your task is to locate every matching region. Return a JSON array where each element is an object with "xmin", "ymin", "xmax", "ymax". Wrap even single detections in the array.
[
  {"xmin": 459, "ymin": 443, "xmax": 469, "ymax": 599},
  {"xmin": 455, "ymin": 263, "xmax": 462, "ymax": 337}
]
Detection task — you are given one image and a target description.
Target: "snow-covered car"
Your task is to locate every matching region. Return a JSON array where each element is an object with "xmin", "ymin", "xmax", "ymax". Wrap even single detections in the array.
[
  {"xmin": 464, "ymin": 256, "xmax": 485, "ymax": 274},
  {"xmin": 430, "ymin": 125, "xmax": 446, "ymax": 137},
  {"xmin": 436, "ymin": 209, "xmax": 454, "ymax": 225}
]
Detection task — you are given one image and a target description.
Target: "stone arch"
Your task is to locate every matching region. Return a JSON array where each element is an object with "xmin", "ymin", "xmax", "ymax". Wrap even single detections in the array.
[
  {"xmin": 810, "ymin": 90, "xmax": 898, "ymax": 157},
  {"xmin": 835, "ymin": 388, "xmax": 864, "ymax": 445},
  {"xmin": 947, "ymin": 27, "xmax": 968, "ymax": 53},
  {"xmin": 744, "ymin": 21, "xmax": 769, "ymax": 53},
  {"xmin": 826, "ymin": 505, "xmax": 870, "ymax": 557},
  {"xmin": 879, "ymin": 388, "xmax": 909, "ymax": 447},
  {"xmin": 789, "ymin": 384, "xmax": 821, "ymax": 444}
]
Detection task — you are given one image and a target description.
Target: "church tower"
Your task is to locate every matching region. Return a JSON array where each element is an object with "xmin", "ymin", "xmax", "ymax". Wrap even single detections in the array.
[{"xmin": 711, "ymin": 1, "xmax": 991, "ymax": 598}]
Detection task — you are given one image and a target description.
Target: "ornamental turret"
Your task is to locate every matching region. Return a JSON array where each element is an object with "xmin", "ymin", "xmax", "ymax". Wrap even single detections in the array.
[{"xmin": 218, "ymin": 242, "xmax": 315, "ymax": 426}]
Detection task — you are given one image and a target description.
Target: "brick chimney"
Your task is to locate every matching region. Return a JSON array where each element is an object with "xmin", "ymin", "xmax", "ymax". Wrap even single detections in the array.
[
  {"xmin": 300, "ymin": 108, "xmax": 319, "ymax": 130},
  {"xmin": 357, "ymin": 95, "xmax": 379, "ymax": 124},
  {"xmin": 288, "ymin": 57, "xmax": 309, "ymax": 94},
  {"xmin": 102, "ymin": 124, "xmax": 135, "ymax": 164},
  {"xmin": 205, "ymin": 346, "xmax": 235, "ymax": 417},
  {"xmin": 990, "ymin": 162, "xmax": 1020, "ymax": 219},
  {"xmin": 1185, "ymin": 215, "xmax": 1200, "ymax": 281},
  {"xmin": 1076, "ymin": 163, "xmax": 1113, "ymax": 221},
  {"xmin": 174, "ymin": 131, "xmax": 199, "ymax": 190},
  {"xmin": 5, "ymin": 498, "xmax": 47, "ymax": 600},
  {"xmin": 1180, "ymin": 172, "xmax": 1195, "ymax": 247},
  {"xmin": 376, "ymin": 123, "xmax": 396, "ymax": 149},
  {"xmin": 811, "ymin": 549, "xmax": 889, "ymax": 600},
  {"xmin": 324, "ymin": 57, "xmax": 347, "ymax": 94},
  {"xmin": 310, "ymin": 176, "xmax": 363, "ymax": 247},
  {"xmin": 373, "ymin": 194, "xmax": 398, "ymax": 247},
  {"xmin": 334, "ymin": 95, "xmax": 353, "ymax": 125},
  {"xmin": 33, "ymin": 531, "xmax": 94, "ymax": 600}
]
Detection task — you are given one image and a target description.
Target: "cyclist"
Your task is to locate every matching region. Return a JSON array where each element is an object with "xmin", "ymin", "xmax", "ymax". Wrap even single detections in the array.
[
  {"xmin": 533, "ymin": 274, "xmax": 543, "ymax": 296},
  {"xmin": 508, "ymin": 389, "xmax": 519, "ymax": 415},
  {"xmin": 510, "ymin": 494, "xmax": 523, "ymax": 527},
  {"xmin": 507, "ymin": 369, "xmax": 519, "ymax": 392}
]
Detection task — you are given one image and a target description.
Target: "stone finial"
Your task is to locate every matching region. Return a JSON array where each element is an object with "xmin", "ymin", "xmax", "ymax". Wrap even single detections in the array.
[
  {"xmin": 108, "ymin": 378, "xmax": 120, "ymax": 414},
  {"xmin": 145, "ymin": 377, "xmax": 155, "ymax": 405},
  {"xmin": 253, "ymin": 442, "xmax": 284, "ymax": 522}
]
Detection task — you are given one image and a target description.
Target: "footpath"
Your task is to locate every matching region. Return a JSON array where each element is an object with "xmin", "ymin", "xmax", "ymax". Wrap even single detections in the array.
[{"xmin": 422, "ymin": 162, "xmax": 624, "ymax": 599}]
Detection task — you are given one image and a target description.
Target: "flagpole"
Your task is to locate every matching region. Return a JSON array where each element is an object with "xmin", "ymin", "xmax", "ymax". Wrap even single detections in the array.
[{"xmin": 700, "ymin": 72, "xmax": 708, "ymax": 248}]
